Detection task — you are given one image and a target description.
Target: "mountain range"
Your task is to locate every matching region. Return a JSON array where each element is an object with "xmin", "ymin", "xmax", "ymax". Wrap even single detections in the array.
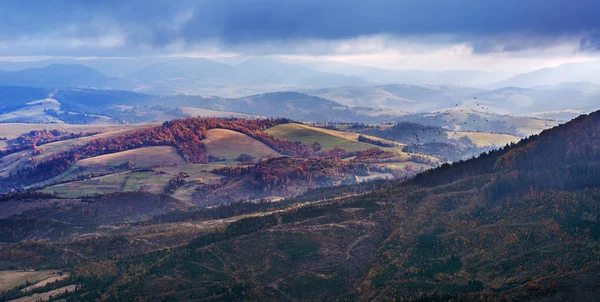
[
  {"xmin": 0, "ymin": 58, "xmax": 599, "ymax": 120},
  {"xmin": 0, "ymin": 58, "xmax": 368, "ymax": 96},
  {"xmin": 3, "ymin": 57, "xmax": 600, "ymax": 94}
]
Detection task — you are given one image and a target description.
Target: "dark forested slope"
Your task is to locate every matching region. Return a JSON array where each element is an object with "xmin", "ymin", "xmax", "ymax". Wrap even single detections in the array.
[{"xmin": 360, "ymin": 110, "xmax": 600, "ymax": 300}]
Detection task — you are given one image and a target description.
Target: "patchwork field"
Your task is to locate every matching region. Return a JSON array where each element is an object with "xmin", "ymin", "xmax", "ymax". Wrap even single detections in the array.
[
  {"xmin": 38, "ymin": 161, "xmax": 225, "ymax": 199},
  {"xmin": 203, "ymin": 128, "xmax": 280, "ymax": 161},
  {"xmin": 29, "ymin": 146, "xmax": 187, "ymax": 188},
  {"xmin": 448, "ymin": 131, "xmax": 519, "ymax": 147},
  {"xmin": 40, "ymin": 171, "xmax": 173, "ymax": 197},
  {"xmin": 5, "ymin": 120, "xmax": 438, "ymax": 202}
]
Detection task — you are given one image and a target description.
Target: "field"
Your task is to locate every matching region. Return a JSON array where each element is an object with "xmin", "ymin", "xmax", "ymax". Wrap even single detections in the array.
[
  {"xmin": 5, "ymin": 120, "xmax": 437, "ymax": 203},
  {"xmin": 38, "ymin": 161, "xmax": 225, "ymax": 199},
  {"xmin": 203, "ymin": 128, "xmax": 280, "ymax": 161},
  {"xmin": 40, "ymin": 171, "xmax": 173, "ymax": 197},
  {"xmin": 30, "ymin": 146, "xmax": 187, "ymax": 187},
  {"xmin": 0, "ymin": 270, "xmax": 62, "ymax": 291},
  {"xmin": 305, "ymin": 123, "xmax": 402, "ymax": 146},
  {"xmin": 506, "ymin": 116, "xmax": 558, "ymax": 136},
  {"xmin": 266, "ymin": 123, "xmax": 379, "ymax": 152},
  {"xmin": 21, "ymin": 274, "xmax": 70, "ymax": 292},
  {"xmin": 25, "ymin": 128, "xmax": 279, "ymax": 198},
  {"xmin": 448, "ymin": 131, "xmax": 519, "ymax": 147},
  {"xmin": 77, "ymin": 146, "xmax": 185, "ymax": 168}
]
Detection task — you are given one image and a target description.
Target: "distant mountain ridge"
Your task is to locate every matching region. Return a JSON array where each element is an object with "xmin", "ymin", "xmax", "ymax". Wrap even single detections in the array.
[
  {"xmin": 0, "ymin": 59, "xmax": 370, "ymax": 96},
  {"xmin": 493, "ymin": 59, "xmax": 600, "ymax": 88},
  {"xmin": 0, "ymin": 64, "xmax": 112, "ymax": 88}
]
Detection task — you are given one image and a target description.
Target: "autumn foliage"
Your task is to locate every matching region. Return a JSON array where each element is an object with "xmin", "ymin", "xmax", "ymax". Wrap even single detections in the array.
[
  {"xmin": 213, "ymin": 157, "xmax": 369, "ymax": 191},
  {"xmin": 12, "ymin": 118, "xmax": 317, "ymax": 182}
]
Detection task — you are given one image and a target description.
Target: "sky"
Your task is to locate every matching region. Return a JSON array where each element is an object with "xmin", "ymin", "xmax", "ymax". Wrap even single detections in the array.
[{"xmin": 1, "ymin": 0, "xmax": 600, "ymax": 73}]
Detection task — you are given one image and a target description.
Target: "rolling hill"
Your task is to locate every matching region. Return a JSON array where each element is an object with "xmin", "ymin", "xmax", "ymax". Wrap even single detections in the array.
[
  {"xmin": 0, "ymin": 87, "xmax": 372, "ymax": 124},
  {"xmin": 447, "ymin": 131, "xmax": 519, "ymax": 147},
  {"xmin": 6, "ymin": 110, "xmax": 596, "ymax": 300},
  {"xmin": 472, "ymin": 83, "xmax": 600, "ymax": 115},
  {"xmin": 0, "ymin": 118, "xmax": 436, "ymax": 205},
  {"xmin": 266, "ymin": 123, "xmax": 379, "ymax": 152},
  {"xmin": 399, "ymin": 108, "xmax": 558, "ymax": 137},
  {"xmin": 304, "ymin": 82, "xmax": 600, "ymax": 118},
  {"xmin": 202, "ymin": 129, "xmax": 281, "ymax": 162}
]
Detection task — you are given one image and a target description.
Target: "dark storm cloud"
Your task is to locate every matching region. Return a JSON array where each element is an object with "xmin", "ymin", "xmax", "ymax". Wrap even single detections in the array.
[{"xmin": 1, "ymin": 0, "xmax": 599, "ymax": 55}]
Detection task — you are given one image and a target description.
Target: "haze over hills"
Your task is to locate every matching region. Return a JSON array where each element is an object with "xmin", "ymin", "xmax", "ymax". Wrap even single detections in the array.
[
  {"xmin": 301, "ymin": 84, "xmax": 484, "ymax": 112},
  {"xmin": 493, "ymin": 59, "xmax": 600, "ymax": 88},
  {"xmin": 0, "ymin": 64, "xmax": 112, "ymax": 89},
  {"xmin": 303, "ymin": 82, "xmax": 600, "ymax": 119},
  {"xmin": 0, "ymin": 58, "xmax": 598, "ymax": 120},
  {"xmin": 0, "ymin": 86, "xmax": 561, "ymax": 138},
  {"xmin": 1, "ymin": 57, "xmax": 600, "ymax": 99},
  {"xmin": 0, "ymin": 58, "xmax": 369, "ymax": 96},
  {"xmin": 304, "ymin": 60, "xmax": 512, "ymax": 87}
]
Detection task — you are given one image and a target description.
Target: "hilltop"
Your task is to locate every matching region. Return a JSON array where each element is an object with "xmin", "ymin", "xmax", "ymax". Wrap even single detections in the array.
[{"xmin": 0, "ymin": 117, "xmax": 437, "ymax": 205}]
